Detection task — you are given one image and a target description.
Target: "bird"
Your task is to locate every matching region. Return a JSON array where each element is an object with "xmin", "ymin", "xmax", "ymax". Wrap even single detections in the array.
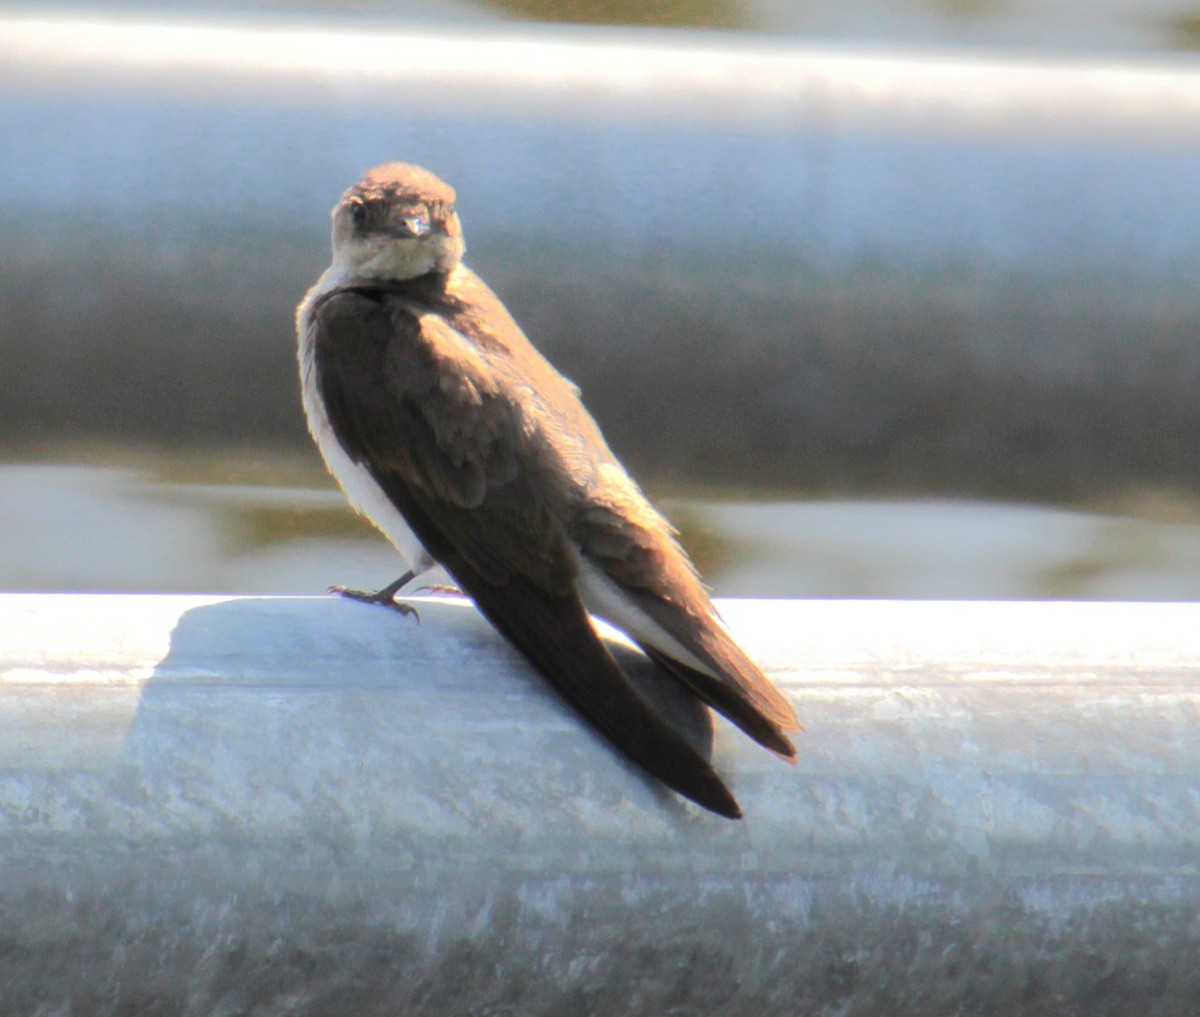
[{"xmin": 296, "ymin": 162, "xmax": 799, "ymax": 819}]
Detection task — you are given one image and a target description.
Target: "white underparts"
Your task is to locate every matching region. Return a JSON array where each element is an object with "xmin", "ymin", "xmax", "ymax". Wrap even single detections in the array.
[{"xmin": 298, "ymin": 280, "xmax": 438, "ymax": 583}]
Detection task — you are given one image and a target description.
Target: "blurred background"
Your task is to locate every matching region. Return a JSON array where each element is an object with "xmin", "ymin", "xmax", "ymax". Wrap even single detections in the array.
[{"xmin": 3, "ymin": 0, "xmax": 1200, "ymax": 599}]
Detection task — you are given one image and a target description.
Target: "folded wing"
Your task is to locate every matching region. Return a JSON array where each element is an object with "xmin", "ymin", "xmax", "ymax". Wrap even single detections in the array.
[{"xmin": 311, "ymin": 285, "xmax": 744, "ymax": 817}]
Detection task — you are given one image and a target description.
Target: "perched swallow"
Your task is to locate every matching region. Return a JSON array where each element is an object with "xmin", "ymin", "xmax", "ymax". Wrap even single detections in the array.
[{"xmin": 297, "ymin": 163, "xmax": 799, "ymax": 818}]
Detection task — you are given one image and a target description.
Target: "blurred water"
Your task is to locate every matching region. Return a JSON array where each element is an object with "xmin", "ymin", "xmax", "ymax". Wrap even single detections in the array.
[{"xmin": 4, "ymin": 460, "xmax": 1200, "ymax": 600}]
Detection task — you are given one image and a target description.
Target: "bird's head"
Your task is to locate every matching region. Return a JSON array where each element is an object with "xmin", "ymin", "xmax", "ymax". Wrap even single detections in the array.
[{"xmin": 329, "ymin": 163, "xmax": 465, "ymax": 281}]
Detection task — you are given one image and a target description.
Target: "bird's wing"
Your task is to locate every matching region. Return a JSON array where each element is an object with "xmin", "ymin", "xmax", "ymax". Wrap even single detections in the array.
[
  {"xmin": 572, "ymin": 477, "xmax": 801, "ymax": 758},
  {"xmin": 432, "ymin": 268, "xmax": 801, "ymax": 756},
  {"xmin": 311, "ymin": 286, "xmax": 742, "ymax": 818}
]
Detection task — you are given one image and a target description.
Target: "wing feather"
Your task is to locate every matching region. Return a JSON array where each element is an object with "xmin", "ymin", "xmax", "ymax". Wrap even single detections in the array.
[
  {"xmin": 311, "ymin": 285, "xmax": 742, "ymax": 817},
  {"xmin": 570, "ymin": 467, "xmax": 800, "ymax": 748}
]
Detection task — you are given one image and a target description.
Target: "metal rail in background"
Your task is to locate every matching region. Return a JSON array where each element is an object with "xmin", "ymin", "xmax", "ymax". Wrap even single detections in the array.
[
  {"xmin": 3, "ymin": 593, "xmax": 1199, "ymax": 1013},
  {"xmin": 5, "ymin": 16, "xmax": 1199, "ymax": 134},
  {"xmin": 3, "ymin": 17, "xmax": 1200, "ymax": 498}
]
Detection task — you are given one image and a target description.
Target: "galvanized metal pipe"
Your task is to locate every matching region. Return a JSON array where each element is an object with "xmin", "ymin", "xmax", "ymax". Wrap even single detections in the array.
[
  {"xmin": 3, "ymin": 18, "xmax": 1200, "ymax": 497},
  {"xmin": 3, "ymin": 593, "xmax": 1199, "ymax": 1013}
]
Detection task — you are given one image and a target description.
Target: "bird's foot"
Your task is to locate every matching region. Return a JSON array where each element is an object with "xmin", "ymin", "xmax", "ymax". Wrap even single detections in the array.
[
  {"xmin": 328, "ymin": 577, "xmax": 420, "ymax": 622},
  {"xmin": 418, "ymin": 583, "xmax": 462, "ymax": 596}
]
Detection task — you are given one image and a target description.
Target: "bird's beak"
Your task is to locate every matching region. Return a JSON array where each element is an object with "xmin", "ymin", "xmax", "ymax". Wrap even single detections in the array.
[{"xmin": 395, "ymin": 214, "xmax": 432, "ymax": 238}]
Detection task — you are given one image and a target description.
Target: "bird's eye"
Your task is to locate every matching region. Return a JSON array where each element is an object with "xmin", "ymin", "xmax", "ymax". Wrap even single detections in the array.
[{"xmin": 348, "ymin": 199, "xmax": 369, "ymax": 229}]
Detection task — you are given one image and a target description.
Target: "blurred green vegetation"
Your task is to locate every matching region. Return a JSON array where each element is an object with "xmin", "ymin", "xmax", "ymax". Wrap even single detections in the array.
[
  {"xmin": 223, "ymin": 504, "xmax": 378, "ymax": 554},
  {"xmin": 487, "ymin": 0, "xmax": 745, "ymax": 29},
  {"xmin": 1165, "ymin": 11, "xmax": 1200, "ymax": 48}
]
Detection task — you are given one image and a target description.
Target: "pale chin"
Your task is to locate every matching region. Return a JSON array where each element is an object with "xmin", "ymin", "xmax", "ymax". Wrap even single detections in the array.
[{"xmin": 354, "ymin": 243, "xmax": 439, "ymax": 280}]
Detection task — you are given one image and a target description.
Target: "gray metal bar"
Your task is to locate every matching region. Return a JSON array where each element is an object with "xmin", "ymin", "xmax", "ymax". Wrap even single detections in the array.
[
  {"xmin": 3, "ymin": 592, "xmax": 1200, "ymax": 1013},
  {"xmin": 4, "ymin": 17, "xmax": 1200, "ymax": 497}
]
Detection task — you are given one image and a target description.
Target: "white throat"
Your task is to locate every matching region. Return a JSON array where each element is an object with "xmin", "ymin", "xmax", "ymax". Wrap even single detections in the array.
[{"xmin": 330, "ymin": 231, "xmax": 464, "ymax": 287}]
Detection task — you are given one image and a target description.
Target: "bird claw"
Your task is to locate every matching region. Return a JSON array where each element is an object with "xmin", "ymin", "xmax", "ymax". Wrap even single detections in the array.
[{"xmin": 328, "ymin": 584, "xmax": 420, "ymax": 623}]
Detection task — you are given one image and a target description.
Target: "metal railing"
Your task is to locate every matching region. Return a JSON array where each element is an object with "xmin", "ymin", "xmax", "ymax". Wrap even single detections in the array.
[
  {"xmin": 4, "ymin": 17, "xmax": 1200, "ymax": 498},
  {"xmin": 3, "ymin": 592, "xmax": 1199, "ymax": 1012}
]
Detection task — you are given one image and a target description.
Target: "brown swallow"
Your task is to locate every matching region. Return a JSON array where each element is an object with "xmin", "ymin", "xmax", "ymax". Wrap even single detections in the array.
[{"xmin": 297, "ymin": 163, "xmax": 799, "ymax": 818}]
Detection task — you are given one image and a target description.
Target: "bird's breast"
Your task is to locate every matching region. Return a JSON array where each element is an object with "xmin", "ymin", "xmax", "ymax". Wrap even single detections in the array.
[{"xmin": 297, "ymin": 288, "xmax": 434, "ymax": 573}]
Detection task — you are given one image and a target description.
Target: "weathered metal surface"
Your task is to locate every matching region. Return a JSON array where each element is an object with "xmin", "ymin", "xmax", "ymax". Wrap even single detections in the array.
[{"xmin": 2, "ymin": 593, "xmax": 1199, "ymax": 1014}]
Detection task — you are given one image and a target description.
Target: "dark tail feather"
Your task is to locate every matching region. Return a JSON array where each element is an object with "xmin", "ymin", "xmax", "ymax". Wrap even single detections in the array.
[
  {"xmin": 467, "ymin": 576, "xmax": 743, "ymax": 819},
  {"xmin": 365, "ymin": 469, "xmax": 742, "ymax": 817},
  {"xmin": 481, "ymin": 585, "xmax": 744, "ymax": 818},
  {"xmin": 639, "ymin": 643, "xmax": 797, "ymax": 761},
  {"xmin": 619, "ymin": 586, "xmax": 800, "ymax": 736}
]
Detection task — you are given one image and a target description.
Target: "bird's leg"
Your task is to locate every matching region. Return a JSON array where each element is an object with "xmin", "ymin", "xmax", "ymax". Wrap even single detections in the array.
[{"xmin": 329, "ymin": 569, "xmax": 420, "ymax": 620}]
